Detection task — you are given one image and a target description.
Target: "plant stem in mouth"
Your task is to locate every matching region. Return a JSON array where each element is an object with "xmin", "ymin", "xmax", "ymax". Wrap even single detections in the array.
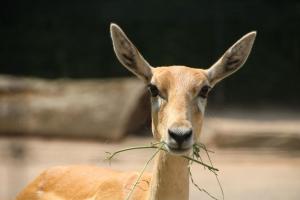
[{"xmin": 105, "ymin": 141, "xmax": 222, "ymax": 200}]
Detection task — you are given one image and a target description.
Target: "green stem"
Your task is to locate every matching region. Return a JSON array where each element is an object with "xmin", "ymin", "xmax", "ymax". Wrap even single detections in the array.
[
  {"xmin": 202, "ymin": 147, "xmax": 224, "ymax": 200},
  {"xmin": 125, "ymin": 145, "xmax": 163, "ymax": 200},
  {"xmin": 105, "ymin": 145, "xmax": 158, "ymax": 162},
  {"xmin": 188, "ymin": 164, "xmax": 219, "ymax": 200},
  {"xmin": 105, "ymin": 142, "xmax": 221, "ymax": 200},
  {"xmin": 182, "ymin": 155, "xmax": 218, "ymax": 172},
  {"xmin": 105, "ymin": 142, "xmax": 218, "ymax": 172}
]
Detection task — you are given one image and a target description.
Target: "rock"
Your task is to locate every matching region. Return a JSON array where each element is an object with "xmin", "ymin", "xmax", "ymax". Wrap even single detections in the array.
[{"xmin": 0, "ymin": 75, "xmax": 151, "ymax": 140}]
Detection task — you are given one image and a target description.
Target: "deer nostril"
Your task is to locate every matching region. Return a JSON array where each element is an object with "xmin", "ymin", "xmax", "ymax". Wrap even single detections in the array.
[
  {"xmin": 168, "ymin": 130, "xmax": 178, "ymax": 140},
  {"xmin": 168, "ymin": 128, "xmax": 193, "ymax": 145},
  {"xmin": 183, "ymin": 130, "xmax": 192, "ymax": 140}
]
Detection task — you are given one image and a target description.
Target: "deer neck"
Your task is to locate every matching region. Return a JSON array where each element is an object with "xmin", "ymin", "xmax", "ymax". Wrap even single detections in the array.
[{"xmin": 147, "ymin": 150, "xmax": 189, "ymax": 200}]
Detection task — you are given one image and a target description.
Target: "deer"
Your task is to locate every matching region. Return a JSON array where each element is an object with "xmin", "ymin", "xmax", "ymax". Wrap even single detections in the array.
[{"xmin": 16, "ymin": 23, "xmax": 256, "ymax": 200}]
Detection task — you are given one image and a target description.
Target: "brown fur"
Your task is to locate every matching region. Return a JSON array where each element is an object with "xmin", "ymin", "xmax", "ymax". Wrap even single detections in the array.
[
  {"xmin": 16, "ymin": 166, "xmax": 151, "ymax": 200},
  {"xmin": 150, "ymin": 66, "xmax": 208, "ymax": 143}
]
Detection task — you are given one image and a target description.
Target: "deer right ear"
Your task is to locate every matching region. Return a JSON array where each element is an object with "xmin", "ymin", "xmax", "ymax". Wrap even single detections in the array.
[
  {"xmin": 110, "ymin": 23, "xmax": 152, "ymax": 83},
  {"xmin": 206, "ymin": 31, "xmax": 256, "ymax": 86}
]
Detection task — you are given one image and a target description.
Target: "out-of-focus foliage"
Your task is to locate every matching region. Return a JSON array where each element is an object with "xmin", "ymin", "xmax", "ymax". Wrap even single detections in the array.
[{"xmin": 0, "ymin": 0, "xmax": 299, "ymax": 105}]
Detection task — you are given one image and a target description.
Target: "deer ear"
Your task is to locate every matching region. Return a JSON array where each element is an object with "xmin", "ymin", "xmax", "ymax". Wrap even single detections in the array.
[
  {"xmin": 206, "ymin": 31, "xmax": 256, "ymax": 86},
  {"xmin": 110, "ymin": 23, "xmax": 152, "ymax": 83}
]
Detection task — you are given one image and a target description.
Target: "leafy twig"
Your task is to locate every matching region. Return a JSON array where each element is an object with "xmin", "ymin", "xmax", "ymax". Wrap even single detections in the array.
[
  {"xmin": 105, "ymin": 142, "xmax": 218, "ymax": 172},
  {"xmin": 105, "ymin": 145, "xmax": 158, "ymax": 164},
  {"xmin": 125, "ymin": 144, "xmax": 163, "ymax": 200},
  {"xmin": 105, "ymin": 141, "xmax": 222, "ymax": 200},
  {"xmin": 201, "ymin": 144, "xmax": 224, "ymax": 200},
  {"xmin": 182, "ymin": 155, "xmax": 218, "ymax": 172},
  {"xmin": 190, "ymin": 142, "xmax": 224, "ymax": 200},
  {"xmin": 188, "ymin": 164, "xmax": 219, "ymax": 200}
]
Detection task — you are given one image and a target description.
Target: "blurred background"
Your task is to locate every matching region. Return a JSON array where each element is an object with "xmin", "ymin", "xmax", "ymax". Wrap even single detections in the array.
[{"xmin": 1, "ymin": 0, "xmax": 300, "ymax": 200}]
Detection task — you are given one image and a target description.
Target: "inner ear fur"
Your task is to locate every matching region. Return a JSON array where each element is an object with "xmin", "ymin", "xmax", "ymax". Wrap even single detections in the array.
[
  {"xmin": 110, "ymin": 23, "xmax": 152, "ymax": 82},
  {"xmin": 206, "ymin": 31, "xmax": 257, "ymax": 86}
]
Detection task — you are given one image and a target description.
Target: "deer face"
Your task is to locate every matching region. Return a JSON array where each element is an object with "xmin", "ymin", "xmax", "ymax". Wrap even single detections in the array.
[
  {"xmin": 149, "ymin": 66, "xmax": 209, "ymax": 154},
  {"xmin": 110, "ymin": 23, "xmax": 256, "ymax": 155}
]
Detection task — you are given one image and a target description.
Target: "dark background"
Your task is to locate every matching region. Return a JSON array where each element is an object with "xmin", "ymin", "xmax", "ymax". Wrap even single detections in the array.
[{"xmin": 1, "ymin": 0, "xmax": 299, "ymax": 105}]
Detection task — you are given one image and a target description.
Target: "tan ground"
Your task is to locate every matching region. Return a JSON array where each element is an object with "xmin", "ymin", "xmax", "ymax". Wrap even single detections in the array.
[{"xmin": 1, "ymin": 136, "xmax": 300, "ymax": 200}]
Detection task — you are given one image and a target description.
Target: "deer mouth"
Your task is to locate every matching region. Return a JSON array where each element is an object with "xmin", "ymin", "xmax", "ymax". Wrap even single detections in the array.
[{"xmin": 165, "ymin": 144, "xmax": 192, "ymax": 155}]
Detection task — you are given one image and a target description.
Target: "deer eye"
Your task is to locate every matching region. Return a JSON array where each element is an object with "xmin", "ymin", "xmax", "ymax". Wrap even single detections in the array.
[
  {"xmin": 198, "ymin": 85, "xmax": 211, "ymax": 98},
  {"xmin": 148, "ymin": 84, "xmax": 160, "ymax": 97}
]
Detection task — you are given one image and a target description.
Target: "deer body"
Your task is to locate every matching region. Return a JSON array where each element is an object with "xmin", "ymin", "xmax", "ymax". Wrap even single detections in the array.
[
  {"xmin": 16, "ymin": 166, "xmax": 152, "ymax": 200},
  {"xmin": 16, "ymin": 24, "xmax": 256, "ymax": 200}
]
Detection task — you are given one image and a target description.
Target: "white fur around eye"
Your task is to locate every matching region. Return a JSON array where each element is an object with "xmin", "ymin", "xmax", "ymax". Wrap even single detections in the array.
[
  {"xmin": 197, "ymin": 97, "xmax": 207, "ymax": 115},
  {"xmin": 151, "ymin": 96, "xmax": 164, "ymax": 111}
]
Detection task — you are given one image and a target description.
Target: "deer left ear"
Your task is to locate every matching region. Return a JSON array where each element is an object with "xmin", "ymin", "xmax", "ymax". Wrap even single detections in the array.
[
  {"xmin": 206, "ymin": 31, "xmax": 257, "ymax": 86},
  {"xmin": 110, "ymin": 23, "xmax": 153, "ymax": 83}
]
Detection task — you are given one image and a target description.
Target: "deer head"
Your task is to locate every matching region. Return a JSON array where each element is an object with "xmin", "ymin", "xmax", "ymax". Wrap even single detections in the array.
[{"xmin": 110, "ymin": 23, "xmax": 256, "ymax": 155}]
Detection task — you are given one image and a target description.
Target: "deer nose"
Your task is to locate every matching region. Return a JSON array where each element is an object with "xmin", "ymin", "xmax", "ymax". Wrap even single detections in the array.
[{"xmin": 168, "ymin": 128, "xmax": 193, "ymax": 146}]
